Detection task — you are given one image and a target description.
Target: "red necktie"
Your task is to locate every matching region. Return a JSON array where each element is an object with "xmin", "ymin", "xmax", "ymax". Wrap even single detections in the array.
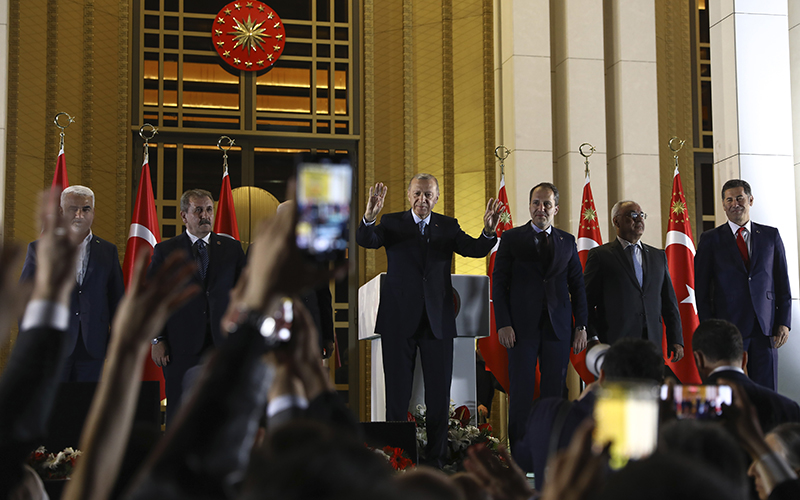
[{"xmin": 736, "ymin": 227, "xmax": 750, "ymax": 270}]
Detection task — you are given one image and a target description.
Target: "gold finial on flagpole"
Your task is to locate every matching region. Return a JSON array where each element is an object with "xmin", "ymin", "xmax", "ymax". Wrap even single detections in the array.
[
  {"xmin": 139, "ymin": 124, "xmax": 158, "ymax": 164},
  {"xmin": 579, "ymin": 143, "xmax": 595, "ymax": 177},
  {"xmin": 54, "ymin": 112, "xmax": 75, "ymax": 152},
  {"xmin": 669, "ymin": 136, "xmax": 685, "ymax": 173},
  {"xmin": 218, "ymin": 136, "xmax": 235, "ymax": 175},
  {"xmin": 495, "ymin": 145, "xmax": 511, "ymax": 176}
]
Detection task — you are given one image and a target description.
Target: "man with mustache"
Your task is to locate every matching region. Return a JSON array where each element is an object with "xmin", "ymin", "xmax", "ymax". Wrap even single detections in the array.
[
  {"xmin": 695, "ymin": 179, "xmax": 791, "ymax": 390},
  {"xmin": 584, "ymin": 200, "xmax": 684, "ymax": 362},
  {"xmin": 149, "ymin": 189, "xmax": 246, "ymax": 424},
  {"xmin": 20, "ymin": 185, "xmax": 124, "ymax": 382},
  {"xmin": 357, "ymin": 173, "xmax": 502, "ymax": 468}
]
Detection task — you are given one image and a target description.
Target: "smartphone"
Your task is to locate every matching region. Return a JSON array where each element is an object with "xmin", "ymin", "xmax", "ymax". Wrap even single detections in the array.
[
  {"xmin": 295, "ymin": 158, "xmax": 353, "ymax": 262},
  {"xmin": 660, "ymin": 384, "xmax": 732, "ymax": 420},
  {"xmin": 594, "ymin": 381, "xmax": 660, "ymax": 470}
]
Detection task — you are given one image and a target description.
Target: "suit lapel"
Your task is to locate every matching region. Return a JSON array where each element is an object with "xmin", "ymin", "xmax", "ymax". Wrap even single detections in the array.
[
  {"xmin": 405, "ymin": 211, "xmax": 426, "ymax": 270},
  {"xmin": 206, "ymin": 233, "xmax": 220, "ymax": 288},
  {"xmin": 545, "ymin": 228, "xmax": 565, "ymax": 278},
  {"xmin": 83, "ymin": 237, "xmax": 98, "ymax": 284},
  {"xmin": 719, "ymin": 224, "xmax": 749, "ymax": 273},
  {"xmin": 611, "ymin": 239, "xmax": 641, "ymax": 289},
  {"xmin": 749, "ymin": 223, "xmax": 762, "ymax": 272}
]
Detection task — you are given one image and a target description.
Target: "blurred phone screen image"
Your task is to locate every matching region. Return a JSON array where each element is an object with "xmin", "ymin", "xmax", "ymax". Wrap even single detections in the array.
[
  {"xmin": 660, "ymin": 384, "xmax": 732, "ymax": 420},
  {"xmin": 594, "ymin": 382, "xmax": 659, "ymax": 470},
  {"xmin": 295, "ymin": 161, "xmax": 352, "ymax": 261}
]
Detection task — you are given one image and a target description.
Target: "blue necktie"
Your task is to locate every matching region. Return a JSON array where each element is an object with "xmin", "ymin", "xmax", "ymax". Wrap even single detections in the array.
[
  {"xmin": 628, "ymin": 244, "xmax": 643, "ymax": 287},
  {"xmin": 418, "ymin": 220, "xmax": 426, "ymax": 236},
  {"xmin": 195, "ymin": 239, "xmax": 209, "ymax": 281}
]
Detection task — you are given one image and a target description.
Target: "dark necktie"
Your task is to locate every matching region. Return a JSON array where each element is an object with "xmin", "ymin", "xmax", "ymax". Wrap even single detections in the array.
[
  {"xmin": 195, "ymin": 239, "xmax": 209, "ymax": 281},
  {"xmin": 535, "ymin": 231, "xmax": 551, "ymax": 267},
  {"xmin": 628, "ymin": 244, "xmax": 643, "ymax": 287},
  {"xmin": 736, "ymin": 227, "xmax": 750, "ymax": 271}
]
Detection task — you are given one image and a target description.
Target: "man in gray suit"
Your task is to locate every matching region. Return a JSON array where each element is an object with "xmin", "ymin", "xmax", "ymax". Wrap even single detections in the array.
[{"xmin": 583, "ymin": 200, "xmax": 684, "ymax": 361}]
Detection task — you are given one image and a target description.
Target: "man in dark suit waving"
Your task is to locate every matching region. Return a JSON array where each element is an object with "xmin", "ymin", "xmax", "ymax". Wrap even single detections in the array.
[
  {"xmin": 491, "ymin": 182, "xmax": 588, "ymax": 450},
  {"xmin": 584, "ymin": 200, "xmax": 684, "ymax": 361},
  {"xmin": 20, "ymin": 185, "xmax": 124, "ymax": 382},
  {"xmin": 357, "ymin": 174, "xmax": 501, "ymax": 467},
  {"xmin": 149, "ymin": 189, "xmax": 246, "ymax": 424},
  {"xmin": 695, "ymin": 179, "xmax": 791, "ymax": 390}
]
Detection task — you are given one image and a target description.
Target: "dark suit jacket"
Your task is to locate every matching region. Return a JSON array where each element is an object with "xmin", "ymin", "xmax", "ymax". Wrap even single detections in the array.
[
  {"xmin": 492, "ymin": 223, "xmax": 588, "ymax": 341},
  {"xmin": 356, "ymin": 211, "xmax": 495, "ymax": 339},
  {"xmin": 150, "ymin": 232, "xmax": 245, "ymax": 357},
  {"xmin": 20, "ymin": 236, "xmax": 124, "ymax": 359},
  {"xmin": 706, "ymin": 369, "xmax": 800, "ymax": 432},
  {"xmin": 584, "ymin": 239, "xmax": 682, "ymax": 354},
  {"xmin": 695, "ymin": 222, "xmax": 791, "ymax": 337}
]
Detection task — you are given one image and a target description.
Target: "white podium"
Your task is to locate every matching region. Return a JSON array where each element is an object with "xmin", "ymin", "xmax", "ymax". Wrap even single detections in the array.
[{"xmin": 358, "ymin": 273, "xmax": 490, "ymax": 423}]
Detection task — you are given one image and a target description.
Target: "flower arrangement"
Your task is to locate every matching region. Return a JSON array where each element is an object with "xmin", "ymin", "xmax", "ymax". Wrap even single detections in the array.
[
  {"xmin": 372, "ymin": 445, "xmax": 414, "ymax": 471},
  {"xmin": 409, "ymin": 404, "xmax": 500, "ymax": 472},
  {"xmin": 26, "ymin": 446, "xmax": 82, "ymax": 481}
]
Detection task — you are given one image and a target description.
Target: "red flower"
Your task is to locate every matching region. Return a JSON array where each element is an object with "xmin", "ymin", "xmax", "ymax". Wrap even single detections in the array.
[
  {"xmin": 406, "ymin": 412, "xmax": 416, "ymax": 423},
  {"xmin": 479, "ymin": 423, "xmax": 493, "ymax": 433},
  {"xmin": 454, "ymin": 405, "xmax": 471, "ymax": 427}
]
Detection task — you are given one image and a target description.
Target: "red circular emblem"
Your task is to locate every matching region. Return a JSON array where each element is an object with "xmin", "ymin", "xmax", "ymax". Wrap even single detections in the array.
[{"xmin": 212, "ymin": 1, "xmax": 285, "ymax": 71}]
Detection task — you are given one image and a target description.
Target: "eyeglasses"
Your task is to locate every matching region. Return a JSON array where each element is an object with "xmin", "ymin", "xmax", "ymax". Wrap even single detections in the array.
[{"xmin": 625, "ymin": 212, "xmax": 647, "ymax": 220}]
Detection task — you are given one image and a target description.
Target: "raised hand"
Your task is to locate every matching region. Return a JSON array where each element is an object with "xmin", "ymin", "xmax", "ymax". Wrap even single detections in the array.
[
  {"xmin": 484, "ymin": 198, "xmax": 503, "ymax": 235},
  {"xmin": 364, "ymin": 182, "xmax": 387, "ymax": 222},
  {"xmin": 32, "ymin": 189, "xmax": 83, "ymax": 304}
]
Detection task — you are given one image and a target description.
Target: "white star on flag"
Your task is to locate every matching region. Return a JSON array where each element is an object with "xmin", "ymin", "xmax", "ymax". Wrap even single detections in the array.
[{"xmin": 681, "ymin": 284, "xmax": 697, "ymax": 315}]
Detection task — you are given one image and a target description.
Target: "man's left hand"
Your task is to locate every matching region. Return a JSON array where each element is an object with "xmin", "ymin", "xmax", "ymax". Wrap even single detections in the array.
[
  {"xmin": 669, "ymin": 344, "xmax": 684, "ymax": 362},
  {"xmin": 483, "ymin": 198, "xmax": 503, "ymax": 235},
  {"xmin": 773, "ymin": 325, "xmax": 790, "ymax": 348},
  {"xmin": 572, "ymin": 327, "xmax": 587, "ymax": 354}
]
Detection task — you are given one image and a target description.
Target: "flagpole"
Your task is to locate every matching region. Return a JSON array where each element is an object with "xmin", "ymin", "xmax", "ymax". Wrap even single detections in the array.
[{"xmin": 52, "ymin": 112, "xmax": 75, "ymax": 192}]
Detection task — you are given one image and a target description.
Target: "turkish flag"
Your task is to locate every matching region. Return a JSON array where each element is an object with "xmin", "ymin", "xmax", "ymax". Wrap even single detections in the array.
[
  {"xmin": 663, "ymin": 167, "xmax": 701, "ymax": 383},
  {"xmin": 213, "ymin": 170, "xmax": 240, "ymax": 240},
  {"xmin": 479, "ymin": 175, "xmax": 513, "ymax": 393},
  {"xmin": 51, "ymin": 147, "xmax": 69, "ymax": 193},
  {"xmin": 123, "ymin": 158, "xmax": 166, "ymax": 399},
  {"xmin": 571, "ymin": 174, "xmax": 603, "ymax": 383}
]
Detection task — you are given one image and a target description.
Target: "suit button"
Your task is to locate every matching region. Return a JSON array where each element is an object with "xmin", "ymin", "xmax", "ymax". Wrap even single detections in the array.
[
  {"xmin": 423, "ymin": 278, "xmax": 427, "ymax": 282},
  {"xmin": 543, "ymin": 279, "xmax": 547, "ymax": 283},
  {"xmin": 748, "ymin": 277, "xmax": 752, "ymax": 281},
  {"xmin": 78, "ymin": 290, "xmax": 81, "ymax": 294},
  {"xmin": 75, "ymin": 312, "xmax": 79, "ymax": 316},
  {"xmin": 206, "ymin": 291, "xmax": 210, "ymax": 296}
]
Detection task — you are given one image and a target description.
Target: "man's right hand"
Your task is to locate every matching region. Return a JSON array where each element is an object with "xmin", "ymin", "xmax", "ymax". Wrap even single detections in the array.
[
  {"xmin": 498, "ymin": 326, "xmax": 516, "ymax": 348},
  {"xmin": 364, "ymin": 182, "xmax": 387, "ymax": 222},
  {"xmin": 151, "ymin": 341, "xmax": 170, "ymax": 367}
]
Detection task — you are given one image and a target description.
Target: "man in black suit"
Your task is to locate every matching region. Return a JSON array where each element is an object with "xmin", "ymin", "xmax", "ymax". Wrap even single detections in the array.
[
  {"xmin": 20, "ymin": 185, "xmax": 124, "ymax": 382},
  {"xmin": 492, "ymin": 182, "xmax": 588, "ymax": 450},
  {"xmin": 692, "ymin": 319, "xmax": 800, "ymax": 432},
  {"xmin": 150, "ymin": 189, "xmax": 246, "ymax": 424},
  {"xmin": 356, "ymin": 173, "xmax": 501, "ymax": 467},
  {"xmin": 584, "ymin": 200, "xmax": 684, "ymax": 360}
]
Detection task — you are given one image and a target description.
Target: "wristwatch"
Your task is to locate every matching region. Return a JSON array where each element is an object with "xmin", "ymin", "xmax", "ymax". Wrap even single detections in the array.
[{"xmin": 151, "ymin": 336, "xmax": 164, "ymax": 345}]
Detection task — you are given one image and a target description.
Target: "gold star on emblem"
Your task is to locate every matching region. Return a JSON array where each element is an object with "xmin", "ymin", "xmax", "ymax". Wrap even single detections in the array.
[
  {"xmin": 273, "ymin": 44, "xmax": 281, "ymax": 51},
  {"xmin": 671, "ymin": 200, "xmax": 686, "ymax": 215},
  {"xmin": 259, "ymin": 5, "xmax": 265, "ymax": 12},
  {"xmin": 228, "ymin": 14, "xmax": 269, "ymax": 54},
  {"xmin": 499, "ymin": 211, "xmax": 511, "ymax": 225},
  {"xmin": 224, "ymin": 8, "xmax": 231, "ymax": 15},
  {"xmin": 234, "ymin": 57, "xmax": 241, "ymax": 64},
  {"xmin": 217, "ymin": 41, "xmax": 225, "ymax": 47},
  {"xmin": 274, "ymin": 22, "xmax": 281, "ymax": 28},
  {"xmin": 215, "ymin": 29, "xmax": 222, "ymax": 36},
  {"xmin": 267, "ymin": 11, "xmax": 273, "ymax": 19},
  {"xmin": 234, "ymin": 3, "xmax": 241, "ymax": 9},
  {"xmin": 245, "ymin": 61, "xmax": 253, "ymax": 67},
  {"xmin": 246, "ymin": 1, "xmax": 253, "ymax": 7},
  {"xmin": 267, "ymin": 53, "xmax": 273, "ymax": 60},
  {"xmin": 257, "ymin": 60, "xmax": 265, "ymax": 65},
  {"xmin": 223, "ymin": 50, "xmax": 231, "ymax": 57},
  {"xmin": 582, "ymin": 207, "xmax": 597, "ymax": 222},
  {"xmin": 275, "ymin": 34, "xmax": 283, "ymax": 40},
  {"xmin": 217, "ymin": 17, "xmax": 225, "ymax": 24}
]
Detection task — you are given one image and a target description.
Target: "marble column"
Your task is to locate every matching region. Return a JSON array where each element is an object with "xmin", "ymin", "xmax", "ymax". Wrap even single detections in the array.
[{"xmin": 603, "ymin": 0, "xmax": 662, "ymax": 242}]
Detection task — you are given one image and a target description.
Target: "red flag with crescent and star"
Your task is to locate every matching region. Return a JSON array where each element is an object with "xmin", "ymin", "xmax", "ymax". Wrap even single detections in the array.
[
  {"xmin": 663, "ymin": 167, "xmax": 701, "ymax": 383},
  {"xmin": 479, "ymin": 175, "xmax": 513, "ymax": 393},
  {"xmin": 213, "ymin": 169, "xmax": 240, "ymax": 240},
  {"xmin": 123, "ymin": 158, "xmax": 166, "ymax": 399},
  {"xmin": 571, "ymin": 173, "xmax": 603, "ymax": 383}
]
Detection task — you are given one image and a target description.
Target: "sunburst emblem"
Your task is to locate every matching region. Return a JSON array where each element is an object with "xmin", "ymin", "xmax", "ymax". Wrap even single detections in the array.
[
  {"xmin": 499, "ymin": 210, "xmax": 511, "ymax": 225},
  {"xmin": 671, "ymin": 200, "xmax": 686, "ymax": 215},
  {"xmin": 582, "ymin": 207, "xmax": 597, "ymax": 222},
  {"xmin": 229, "ymin": 14, "xmax": 268, "ymax": 53}
]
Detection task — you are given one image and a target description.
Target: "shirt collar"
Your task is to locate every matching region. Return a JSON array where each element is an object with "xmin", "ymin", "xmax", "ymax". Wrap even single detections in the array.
[
  {"xmin": 530, "ymin": 222, "xmax": 552, "ymax": 235},
  {"xmin": 727, "ymin": 219, "xmax": 752, "ymax": 236},
  {"xmin": 411, "ymin": 211, "xmax": 431, "ymax": 226},
  {"xmin": 616, "ymin": 236, "xmax": 642, "ymax": 250},
  {"xmin": 709, "ymin": 365, "xmax": 745, "ymax": 376},
  {"xmin": 82, "ymin": 230, "xmax": 93, "ymax": 246},
  {"xmin": 186, "ymin": 231, "xmax": 211, "ymax": 245}
]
